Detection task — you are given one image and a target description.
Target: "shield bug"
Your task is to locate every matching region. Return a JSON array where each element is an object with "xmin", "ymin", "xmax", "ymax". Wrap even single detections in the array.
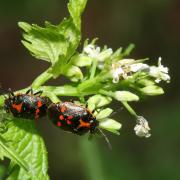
[
  {"xmin": 47, "ymin": 101, "xmax": 111, "ymax": 148},
  {"xmin": 4, "ymin": 88, "xmax": 51, "ymax": 120}
]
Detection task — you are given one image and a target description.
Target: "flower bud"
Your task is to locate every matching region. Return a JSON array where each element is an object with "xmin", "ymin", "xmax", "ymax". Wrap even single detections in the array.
[
  {"xmin": 87, "ymin": 95, "xmax": 112, "ymax": 111},
  {"xmin": 140, "ymin": 85, "xmax": 164, "ymax": 96},
  {"xmin": 114, "ymin": 91, "xmax": 139, "ymax": 102},
  {"xmin": 72, "ymin": 54, "xmax": 92, "ymax": 67},
  {"xmin": 96, "ymin": 108, "xmax": 113, "ymax": 120},
  {"xmin": 99, "ymin": 118, "xmax": 122, "ymax": 135},
  {"xmin": 65, "ymin": 65, "xmax": 83, "ymax": 82}
]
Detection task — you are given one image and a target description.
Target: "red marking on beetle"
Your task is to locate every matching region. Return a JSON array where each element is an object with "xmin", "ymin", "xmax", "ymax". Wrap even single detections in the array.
[
  {"xmin": 57, "ymin": 121, "xmax": 61, "ymax": 127},
  {"xmin": 78, "ymin": 119, "xmax": 90, "ymax": 129},
  {"xmin": 37, "ymin": 101, "xmax": 42, "ymax": 108},
  {"xmin": 67, "ymin": 120, "xmax": 72, "ymax": 125},
  {"xmin": 12, "ymin": 103, "xmax": 23, "ymax": 113},
  {"xmin": 67, "ymin": 115, "xmax": 73, "ymax": 120},
  {"xmin": 35, "ymin": 109, "xmax": 40, "ymax": 120},
  {"xmin": 59, "ymin": 115, "xmax": 64, "ymax": 120},
  {"xmin": 60, "ymin": 106, "xmax": 67, "ymax": 113}
]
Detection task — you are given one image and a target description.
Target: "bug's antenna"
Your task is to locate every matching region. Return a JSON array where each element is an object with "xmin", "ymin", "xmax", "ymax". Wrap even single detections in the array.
[
  {"xmin": 109, "ymin": 107, "xmax": 123, "ymax": 118},
  {"xmin": 8, "ymin": 88, "xmax": 14, "ymax": 97},
  {"xmin": 97, "ymin": 128, "xmax": 112, "ymax": 150},
  {"xmin": 0, "ymin": 84, "xmax": 6, "ymax": 99}
]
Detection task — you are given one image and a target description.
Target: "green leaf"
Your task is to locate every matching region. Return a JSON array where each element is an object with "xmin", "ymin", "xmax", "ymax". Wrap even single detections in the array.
[
  {"xmin": 19, "ymin": 0, "xmax": 88, "ymax": 78},
  {"xmin": 1, "ymin": 118, "xmax": 49, "ymax": 180},
  {"xmin": 0, "ymin": 135, "xmax": 29, "ymax": 172},
  {"xmin": 18, "ymin": 21, "xmax": 68, "ymax": 64},
  {"xmin": 68, "ymin": 0, "xmax": 88, "ymax": 29},
  {"xmin": 0, "ymin": 165, "xmax": 5, "ymax": 180}
]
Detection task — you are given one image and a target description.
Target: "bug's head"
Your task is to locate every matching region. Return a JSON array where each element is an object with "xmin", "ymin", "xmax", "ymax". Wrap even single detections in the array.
[
  {"xmin": 89, "ymin": 118, "xmax": 99, "ymax": 133},
  {"xmin": 4, "ymin": 97, "xmax": 13, "ymax": 112}
]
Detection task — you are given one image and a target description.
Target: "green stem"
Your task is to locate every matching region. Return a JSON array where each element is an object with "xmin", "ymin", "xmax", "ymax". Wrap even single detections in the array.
[
  {"xmin": 41, "ymin": 86, "xmax": 79, "ymax": 96},
  {"xmin": 90, "ymin": 59, "xmax": 97, "ymax": 79},
  {"xmin": 31, "ymin": 68, "xmax": 53, "ymax": 89},
  {"xmin": 99, "ymin": 89, "xmax": 114, "ymax": 97},
  {"xmin": 121, "ymin": 101, "xmax": 138, "ymax": 118},
  {"xmin": 42, "ymin": 92, "xmax": 60, "ymax": 103},
  {"xmin": 79, "ymin": 138, "xmax": 105, "ymax": 180}
]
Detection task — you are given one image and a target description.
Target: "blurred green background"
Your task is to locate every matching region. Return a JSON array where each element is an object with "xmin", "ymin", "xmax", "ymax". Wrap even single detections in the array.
[{"xmin": 0, "ymin": 0, "xmax": 180, "ymax": 180}]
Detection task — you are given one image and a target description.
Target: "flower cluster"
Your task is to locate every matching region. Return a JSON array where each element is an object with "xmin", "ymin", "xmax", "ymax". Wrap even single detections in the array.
[
  {"xmin": 111, "ymin": 57, "xmax": 170, "ymax": 84},
  {"xmin": 79, "ymin": 42, "xmax": 170, "ymax": 138}
]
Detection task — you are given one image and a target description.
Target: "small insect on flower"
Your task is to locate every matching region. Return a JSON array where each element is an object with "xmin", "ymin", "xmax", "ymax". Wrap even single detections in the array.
[
  {"xmin": 47, "ymin": 102, "xmax": 112, "ymax": 148},
  {"xmin": 4, "ymin": 88, "xmax": 51, "ymax": 120}
]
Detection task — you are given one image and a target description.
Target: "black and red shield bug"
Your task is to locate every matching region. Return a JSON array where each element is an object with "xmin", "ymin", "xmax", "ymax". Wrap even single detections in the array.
[
  {"xmin": 4, "ymin": 88, "xmax": 51, "ymax": 120},
  {"xmin": 47, "ymin": 101, "xmax": 112, "ymax": 149}
]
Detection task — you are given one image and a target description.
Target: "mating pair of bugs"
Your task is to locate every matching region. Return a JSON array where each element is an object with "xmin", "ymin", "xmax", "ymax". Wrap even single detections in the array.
[{"xmin": 3, "ymin": 88, "xmax": 111, "ymax": 148}]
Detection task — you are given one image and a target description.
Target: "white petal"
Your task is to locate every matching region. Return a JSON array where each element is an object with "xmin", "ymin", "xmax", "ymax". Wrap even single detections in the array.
[
  {"xmin": 130, "ymin": 63, "xmax": 149, "ymax": 72},
  {"xmin": 134, "ymin": 116, "xmax": 151, "ymax": 138}
]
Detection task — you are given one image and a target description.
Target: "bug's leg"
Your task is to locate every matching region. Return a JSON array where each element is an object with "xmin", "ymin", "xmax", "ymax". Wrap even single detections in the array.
[
  {"xmin": 33, "ymin": 90, "xmax": 43, "ymax": 96},
  {"xmin": 85, "ymin": 103, "xmax": 88, "ymax": 108},
  {"xmin": 69, "ymin": 99, "xmax": 74, "ymax": 103},
  {"xmin": 8, "ymin": 88, "xmax": 14, "ymax": 97},
  {"xmin": 97, "ymin": 128, "xmax": 112, "ymax": 150},
  {"xmin": 26, "ymin": 88, "xmax": 33, "ymax": 95}
]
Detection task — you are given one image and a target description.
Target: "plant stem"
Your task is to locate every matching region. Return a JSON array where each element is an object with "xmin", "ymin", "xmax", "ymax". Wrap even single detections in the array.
[
  {"xmin": 31, "ymin": 68, "xmax": 53, "ymax": 89},
  {"xmin": 121, "ymin": 101, "xmax": 138, "ymax": 118},
  {"xmin": 90, "ymin": 59, "xmax": 97, "ymax": 79},
  {"xmin": 79, "ymin": 138, "xmax": 105, "ymax": 180},
  {"xmin": 99, "ymin": 89, "xmax": 114, "ymax": 97}
]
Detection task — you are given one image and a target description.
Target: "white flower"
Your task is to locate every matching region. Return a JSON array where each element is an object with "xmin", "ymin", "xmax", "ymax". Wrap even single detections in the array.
[
  {"xmin": 134, "ymin": 116, "xmax": 151, "ymax": 138},
  {"xmin": 130, "ymin": 63, "xmax": 149, "ymax": 72},
  {"xmin": 84, "ymin": 44, "xmax": 113, "ymax": 61},
  {"xmin": 149, "ymin": 57, "xmax": 170, "ymax": 83},
  {"xmin": 111, "ymin": 59, "xmax": 148, "ymax": 83},
  {"xmin": 84, "ymin": 44, "xmax": 100, "ymax": 59},
  {"xmin": 111, "ymin": 63, "xmax": 126, "ymax": 83}
]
